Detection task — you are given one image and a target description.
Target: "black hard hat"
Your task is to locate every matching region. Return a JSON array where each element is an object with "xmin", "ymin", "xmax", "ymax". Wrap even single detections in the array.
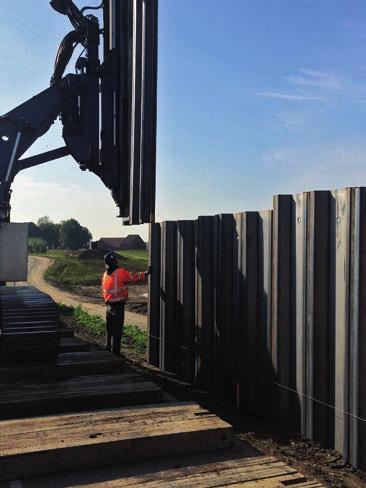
[{"xmin": 104, "ymin": 252, "xmax": 117, "ymax": 266}]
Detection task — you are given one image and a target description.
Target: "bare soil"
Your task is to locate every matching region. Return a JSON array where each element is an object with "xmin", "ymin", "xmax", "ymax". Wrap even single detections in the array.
[{"xmin": 69, "ymin": 283, "xmax": 148, "ymax": 315}]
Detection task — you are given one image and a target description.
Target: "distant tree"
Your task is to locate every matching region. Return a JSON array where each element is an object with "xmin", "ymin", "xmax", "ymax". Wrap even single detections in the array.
[
  {"xmin": 37, "ymin": 216, "xmax": 60, "ymax": 249},
  {"xmin": 28, "ymin": 237, "xmax": 47, "ymax": 254},
  {"xmin": 37, "ymin": 216, "xmax": 52, "ymax": 226},
  {"xmin": 59, "ymin": 219, "xmax": 92, "ymax": 250}
]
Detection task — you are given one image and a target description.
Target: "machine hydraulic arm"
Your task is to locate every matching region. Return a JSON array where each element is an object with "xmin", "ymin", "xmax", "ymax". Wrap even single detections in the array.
[
  {"xmin": 0, "ymin": 0, "xmax": 100, "ymax": 222},
  {"xmin": 0, "ymin": 0, "xmax": 158, "ymax": 226}
]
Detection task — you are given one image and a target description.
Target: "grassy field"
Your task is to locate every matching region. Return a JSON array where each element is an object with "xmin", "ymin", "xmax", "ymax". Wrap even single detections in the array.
[{"xmin": 33, "ymin": 249, "xmax": 148, "ymax": 287}]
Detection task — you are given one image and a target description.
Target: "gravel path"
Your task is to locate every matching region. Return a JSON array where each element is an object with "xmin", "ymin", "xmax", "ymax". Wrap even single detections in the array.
[{"xmin": 21, "ymin": 256, "xmax": 148, "ymax": 331}]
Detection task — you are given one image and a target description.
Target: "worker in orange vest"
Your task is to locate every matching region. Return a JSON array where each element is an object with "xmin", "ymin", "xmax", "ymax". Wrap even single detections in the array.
[{"xmin": 101, "ymin": 252, "xmax": 151, "ymax": 355}]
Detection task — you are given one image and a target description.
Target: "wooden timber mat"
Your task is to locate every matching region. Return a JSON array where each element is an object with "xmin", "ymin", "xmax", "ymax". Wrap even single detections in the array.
[
  {"xmin": 0, "ymin": 372, "xmax": 163, "ymax": 419},
  {"xmin": 0, "ymin": 351, "xmax": 126, "ymax": 383},
  {"xmin": 59, "ymin": 337, "xmax": 91, "ymax": 353},
  {"xmin": 0, "ymin": 402, "xmax": 235, "ymax": 481},
  {"xmin": 0, "ymin": 447, "xmax": 324, "ymax": 487},
  {"xmin": 0, "ymin": 338, "xmax": 324, "ymax": 486},
  {"xmin": 60, "ymin": 324, "xmax": 74, "ymax": 338}
]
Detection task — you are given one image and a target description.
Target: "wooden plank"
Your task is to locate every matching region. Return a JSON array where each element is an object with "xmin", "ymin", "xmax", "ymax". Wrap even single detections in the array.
[
  {"xmin": 59, "ymin": 337, "xmax": 90, "ymax": 353},
  {"xmin": 60, "ymin": 324, "xmax": 74, "ymax": 338},
  {"xmin": 0, "ymin": 402, "xmax": 234, "ymax": 481},
  {"xmin": 231, "ymin": 480, "xmax": 324, "ymax": 488},
  {"xmin": 0, "ymin": 351, "xmax": 125, "ymax": 383},
  {"xmin": 15, "ymin": 452, "xmax": 324, "ymax": 487},
  {"xmin": 0, "ymin": 374, "xmax": 163, "ymax": 419},
  {"xmin": 122, "ymin": 462, "xmax": 296, "ymax": 487},
  {"xmin": 51, "ymin": 352, "xmax": 126, "ymax": 379},
  {"xmin": 0, "ymin": 401, "xmax": 205, "ymax": 426}
]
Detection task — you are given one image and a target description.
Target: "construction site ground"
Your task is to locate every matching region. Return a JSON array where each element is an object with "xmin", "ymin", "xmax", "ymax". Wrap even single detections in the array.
[
  {"xmin": 65, "ymin": 314, "xmax": 365, "ymax": 488},
  {"xmin": 116, "ymin": 370, "xmax": 366, "ymax": 488},
  {"xmin": 0, "ymin": 321, "xmax": 323, "ymax": 488},
  {"xmin": 6, "ymin": 257, "xmax": 365, "ymax": 487}
]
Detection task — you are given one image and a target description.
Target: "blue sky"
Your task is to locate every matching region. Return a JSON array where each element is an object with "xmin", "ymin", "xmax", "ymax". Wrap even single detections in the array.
[{"xmin": 0, "ymin": 1, "xmax": 365, "ymax": 240}]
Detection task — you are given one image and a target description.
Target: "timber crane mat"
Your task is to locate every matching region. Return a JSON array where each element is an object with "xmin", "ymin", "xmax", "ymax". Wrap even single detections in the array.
[{"xmin": 0, "ymin": 286, "xmax": 60, "ymax": 363}]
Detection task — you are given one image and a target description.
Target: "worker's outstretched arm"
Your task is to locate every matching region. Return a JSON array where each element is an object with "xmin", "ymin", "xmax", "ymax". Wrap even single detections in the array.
[
  {"xmin": 125, "ymin": 267, "xmax": 151, "ymax": 284},
  {"xmin": 126, "ymin": 271, "xmax": 146, "ymax": 284}
]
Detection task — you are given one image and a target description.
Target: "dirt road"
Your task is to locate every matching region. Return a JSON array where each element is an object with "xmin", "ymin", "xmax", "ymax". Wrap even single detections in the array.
[{"xmin": 22, "ymin": 256, "xmax": 148, "ymax": 331}]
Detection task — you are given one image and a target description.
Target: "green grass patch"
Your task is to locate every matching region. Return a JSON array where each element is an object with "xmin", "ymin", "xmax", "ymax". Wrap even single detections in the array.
[
  {"xmin": 61, "ymin": 304, "xmax": 147, "ymax": 355},
  {"xmin": 46, "ymin": 257, "xmax": 105, "ymax": 286},
  {"xmin": 36, "ymin": 249, "xmax": 148, "ymax": 287},
  {"xmin": 74, "ymin": 306, "xmax": 105, "ymax": 338},
  {"xmin": 116, "ymin": 250, "xmax": 149, "ymax": 269},
  {"xmin": 122, "ymin": 324, "xmax": 147, "ymax": 355}
]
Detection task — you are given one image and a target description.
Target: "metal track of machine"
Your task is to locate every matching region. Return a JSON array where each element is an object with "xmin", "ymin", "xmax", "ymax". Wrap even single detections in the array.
[{"xmin": 0, "ymin": 287, "xmax": 60, "ymax": 363}]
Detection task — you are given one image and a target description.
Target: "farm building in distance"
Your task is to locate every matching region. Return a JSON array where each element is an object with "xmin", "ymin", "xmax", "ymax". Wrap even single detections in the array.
[{"xmin": 91, "ymin": 235, "xmax": 146, "ymax": 252}]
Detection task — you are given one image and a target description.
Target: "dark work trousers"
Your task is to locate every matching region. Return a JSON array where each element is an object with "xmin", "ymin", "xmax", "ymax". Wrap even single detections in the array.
[{"xmin": 106, "ymin": 302, "xmax": 125, "ymax": 354}]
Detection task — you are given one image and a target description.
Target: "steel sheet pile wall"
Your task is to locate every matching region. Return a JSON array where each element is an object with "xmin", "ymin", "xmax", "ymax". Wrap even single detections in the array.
[
  {"xmin": 195, "ymin": 216, "xmax": 215, "ymax": 391},
  {"xmin": 102, "ymin": 0, "xmax": 158, "ymax": 224},
  {"xmin": 148, "ymin": 187, "xmax": 366, "ymax": 469}
]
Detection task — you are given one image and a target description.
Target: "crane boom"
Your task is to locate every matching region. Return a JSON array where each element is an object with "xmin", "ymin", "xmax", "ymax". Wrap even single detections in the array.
[
  {"xmin": 0, "ymin": 0, "xmax": 158, "ymax": 226},
  {"xmin": 0, "ymin": 0, "xmax": 158, "ymax": 363}
]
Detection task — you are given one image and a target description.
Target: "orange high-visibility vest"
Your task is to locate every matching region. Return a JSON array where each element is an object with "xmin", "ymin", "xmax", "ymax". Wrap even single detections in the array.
[{"xmin": 102, "ymin": 268, "xmax": 146, "ymax": 303}]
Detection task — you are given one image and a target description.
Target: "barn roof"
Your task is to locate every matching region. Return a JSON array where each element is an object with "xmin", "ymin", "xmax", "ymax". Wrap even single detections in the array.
[{"xmin": 98, "ymin": 235, "xmax": 144, "ymax": 247}]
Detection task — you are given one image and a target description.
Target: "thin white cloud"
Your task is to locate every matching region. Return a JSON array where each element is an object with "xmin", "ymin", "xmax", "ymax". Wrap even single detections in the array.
[
  {"xmin": 257, "ymin": 68, "xmax": 366, "ymax": 107},
  {"xmin": 287, "ymin": 69, "xmax": 343, "ymax": 90},
  {"xmin": 257, "ymin": 91, "xmax": 326, "ymax": 102}
]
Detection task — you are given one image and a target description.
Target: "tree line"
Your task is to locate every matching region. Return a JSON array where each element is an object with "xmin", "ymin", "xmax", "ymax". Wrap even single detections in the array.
[{"xmin": 28, "ymin": 217, "xmax": 92, "ymax": 253}]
